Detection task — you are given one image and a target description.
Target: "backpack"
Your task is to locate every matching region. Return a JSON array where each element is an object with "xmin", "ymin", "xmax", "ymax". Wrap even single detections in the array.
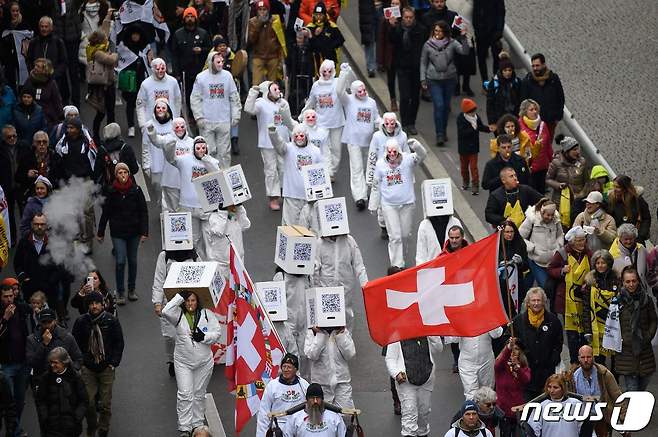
[
  {"xmin": 118, "ymin": 69, "xmax": 137, "ymax": 92},
  {"xmin": 452, "ymin": 427, "xmax": 487, "ymax": 437},
  {"xmin": 99, "ymin": 143, "xmax": 127, "ymax": 185}
]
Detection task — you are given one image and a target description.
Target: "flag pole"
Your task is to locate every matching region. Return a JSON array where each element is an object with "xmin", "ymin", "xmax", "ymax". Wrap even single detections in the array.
[{"xmin": 498, "ymin": 227, "xmax": 515, "ymax": 337}]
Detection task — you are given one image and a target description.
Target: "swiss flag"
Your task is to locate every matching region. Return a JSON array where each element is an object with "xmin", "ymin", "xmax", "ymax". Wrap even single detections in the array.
[{"xmin": 363, "ymin": 232, "xmax": 508, "ymax": 346}]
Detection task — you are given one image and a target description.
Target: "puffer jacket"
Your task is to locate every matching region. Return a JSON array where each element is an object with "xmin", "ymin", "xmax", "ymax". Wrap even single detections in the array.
[
  {"xmin": 420, "ymin": 37, "xmax": 469, "ymax": 82},
  {"xmin": 614, "ymin": 288, "xmax": 657, "ymax": 377},
  {"xmin": 572, "ymin": 208, "xmax": 616, "ymax": 252},
  {"xmin": 519, "ymin": 206, "xmax": 564, "ymax": 267},
  {"xmin": 35, "ymin": 368, "xmax": 87, "ymax": 435},
  {"xmin": 12, "ymin": 103, "xmax": 47, "ymax": 145},
  {"xmin": 545, "ymin": 152, "xmax": 590, "ymax": 203}
]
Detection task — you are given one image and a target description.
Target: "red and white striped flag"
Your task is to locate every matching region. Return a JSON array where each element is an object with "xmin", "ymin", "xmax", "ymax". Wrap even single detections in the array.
[{"xmin": 224, "ymin": 243, "xmax": 285, "ymax": 434}]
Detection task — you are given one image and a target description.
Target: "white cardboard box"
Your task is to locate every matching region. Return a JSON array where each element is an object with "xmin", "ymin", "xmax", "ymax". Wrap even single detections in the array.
[
  {"xmin": 163, "ymin": 262, "xmax": 225, "ymax": 309},
  {"xmin": 218, "ymin": 164, "xmax": 252, "ymax": 206},
  {"xmin": 306, "ymin": 287, "xmax": 346, "ymax": 328},
  {"xmin": 193, "ymin": 171, "xmax": 225, "ymax": 212},
  {"xmin": 274, "ymin": 225, "xmax": 317, "ymax": 275},
  {"xmin": 160, "ymin": 211, "xmax": 193, "ymax": 251},
  {"xmin": 255, "ymin": 281, "xmax": 287, "ymax": 322},
  {"xmin": 302, "ymin": 163, "xmax": 333, "ymax": 201},
  {"xmin": 317, "ymin": 197, "xmax": 349, "ymax": 237},
  {"xmin": 421, "ymin": 178, "xmax": 454, "ymax": 217}
]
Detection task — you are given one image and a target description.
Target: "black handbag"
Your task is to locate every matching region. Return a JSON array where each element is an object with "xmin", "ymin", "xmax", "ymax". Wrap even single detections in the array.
[
  {"xmin": 345, "ymin": 413, "xmax": 364, "ymax": 437},
  {"xmin": 265, "ymin": 416, "xmax": 284, "ymax": 437}
]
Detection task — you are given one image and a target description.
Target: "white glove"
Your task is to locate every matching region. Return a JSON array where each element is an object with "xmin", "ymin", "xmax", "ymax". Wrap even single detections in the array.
[
  {"xmin": 249, "ymin": 86, "xmax": 260, "ymax": 95},
  {"xmin": 511, "ymin": 254, "xmax": 523, "ymax": 265},
  {"xmin": 197, "ymin": 118, "xmax": 206, "ymax": 130},
  {"xmin": 144, "ymin": 120, "xmax": 155, "ymax": 134},
  {"xmin": 340, "ymin": 62, "xmax": 350, "ymax": 72}
]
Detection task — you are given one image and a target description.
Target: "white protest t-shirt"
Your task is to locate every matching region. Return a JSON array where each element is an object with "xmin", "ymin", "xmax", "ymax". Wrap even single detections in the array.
[
  {"xmin": 341, "ymin": 94, "xmax": 379, "ymax": 147},
  {"xmin": 255, "ymin": 97, "xmax": 291, "ymax": 149},
  {"xmin": 161, "ymin": 135, "xmax": 193, "ymax": 188},
  {"xmin": 281, "ymin": 143, "xmax": 324, "ymax": 200},
  {"xmin": 308, "ymin": 79, "xmax": 345, "ymax": 129},
  {"xmin": 192, "ymin": 69, "xmax": 237, "ymax": 123},
  {"xmin": 174, "ymin": 154, "xmax": 220, "ymax": 208},
  {"xmin": 374, "ymin": 154, "xmax": 418, "ymax": 206}
]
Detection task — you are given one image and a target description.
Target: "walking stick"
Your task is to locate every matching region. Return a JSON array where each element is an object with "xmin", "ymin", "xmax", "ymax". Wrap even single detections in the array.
[{"xmin": 498, "ymin": 227, "xmax": 515, "ymax": 337}]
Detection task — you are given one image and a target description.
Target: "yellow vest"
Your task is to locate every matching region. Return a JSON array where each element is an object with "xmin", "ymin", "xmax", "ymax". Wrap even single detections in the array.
[
  {"xmin": 504, "ymin": 199, "xmax": 525, "ymax": 227},
  {"xmin": 589, "ymin": 284, "xmax": 617, "ymax": 356},
  {"xmin": 565, "ymin": 253, "xmax": 589, "ymax": 332},
  {"xmin": 560, "ymin": 186, "xmax": 571, "ymax": 228}
]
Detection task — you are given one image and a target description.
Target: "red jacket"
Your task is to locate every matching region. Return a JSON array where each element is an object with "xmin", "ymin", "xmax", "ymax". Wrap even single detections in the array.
[
  {"xmin": 299, "ymin": 0, "xmax": 341, "ymax": 24},
  {"xmin": 494, "ymin": 346, "xmax": 531, "ymax": 418},
  {"xmin": 547, "ymin": 244, "xmax": 592, "ymax": 315},
  {"xmin": 519, "ymin": 117, "xmax": 553, "ymax": 173}
]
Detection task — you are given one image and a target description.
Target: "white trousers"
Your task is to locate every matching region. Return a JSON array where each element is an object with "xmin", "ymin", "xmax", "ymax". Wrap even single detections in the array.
[
  {"xmin": 327, "ymin": 127, "xmax": 343, "ymax": 177},
  {"xmin": 200, "ymin": 122, "xmax": 231, "ymax": 169},
  {"xmin": 159, "ymin": 316, "xmax": 176, "ymax": 362},
  {"xmin": 347, "ymin": 144, "xmax": 368, "ymax": 202},
  {"xmin": 396, "ymin": 377, "xmax": 433, "ymax": 437},
  {"xmin": 174, "ymin": 358, "xmax": 214, "ymax": 432},
  {"xmin": 282, "ymin": 197, "xmax": 309, "ymax": 226},
  {"xmin": 179, "ymin": 206, "xmax": 205, "ymax": 259},
  {"xmin": 161, "ymin": 186, "xmax": 180, "ymax": 212},
  {"xmin": 260, "ymin": 148, "xmax": 283, "ymax": 198},
  {"xmin": 382, "ymin": 203, "xmax": 415, "ymax": 268},
  {"xmin": 150, "ymin": 172, "xmax": 163, "ymax": 208},
  {"xmin": 321, "ymin": 382, "xmax": 355, "ymax": 410},
  {"xmin": 458, "ymin": 358, "xmax": 495, "ymax": 400}
]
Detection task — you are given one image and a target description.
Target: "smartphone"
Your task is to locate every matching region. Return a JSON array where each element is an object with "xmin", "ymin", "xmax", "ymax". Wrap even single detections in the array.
[{"xmin": 87, "ymin": 277, "xmax": 94, "ymax": 288}]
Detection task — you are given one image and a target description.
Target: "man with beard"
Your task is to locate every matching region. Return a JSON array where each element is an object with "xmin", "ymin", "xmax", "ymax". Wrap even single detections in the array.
[
  {"xmin": 284, "ymin": 383, "xmax": 346, "ymax": 436},
  {"xmin": 172, "ymin": 7, "xmax": 212, "ymax": 120},
  {"xmin": 136, "ymin": 58, "xmax": 182, "ymax": 132},
  {"xmin": 269, "ymin": 123, "xmax": 324, "ymax": 226},
  {"xmin": 519, "ymin": 53, "xmax": 565, "ymax": 134},
  {"xmin": 247, "ymin": 0, "xmax": 287, "ymax": 86},
  {"xmin": 245, "ymin": 80, "xmax": 295, "ymax": 211},
  {"xmin": 190, "ymin": 52, "xmax": 241, "ymax": 169}
]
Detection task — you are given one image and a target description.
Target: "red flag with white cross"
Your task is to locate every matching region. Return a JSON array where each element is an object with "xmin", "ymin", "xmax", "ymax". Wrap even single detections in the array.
[{"xmin": 362, "ymin": 232, "xmax": 508, "ymax": 346}]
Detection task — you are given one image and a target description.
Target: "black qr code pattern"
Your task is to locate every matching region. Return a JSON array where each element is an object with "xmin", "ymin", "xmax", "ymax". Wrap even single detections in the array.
[
  {"xmin": 293, "ymin": 242, "xmax": 312, "ymax": 261},
  {"xmin": 321, "ymin": 293, "xmax": 341, "ymax": 313},
  {"xmin": 431, "ymin": 184, "xmax": 447, "ymax": 201},
  {"xmin": 228, "ymin": 170, "xmax": 243, "ymax": 190},
  {"xmin": 278, "ymin": 233, "xmax": 287, "ymax": 260},
  {"xmin": 308, "ymin": 297, "xmax": 316, "ymax": 326},
  {"xmin": 201, "ymin": 178, "xmax": 223, "ymax": 205},
  {"xmin": 263, "ymin": 287, "xmax": 280, "ymax": 304},
  {"xmin": 323, "ymin": 203, "xmax": 343, "ymax": 222},
  {"xmin": 176, "ymin": 265, "xmax": 206, "ymax": 284},
  {"xmin": 307, "ymin": 168, "xmax": 326, "ymax": 187},
  {"xmin": 170, "ymin": 216, "xmax": 187, "ymax": 233}
]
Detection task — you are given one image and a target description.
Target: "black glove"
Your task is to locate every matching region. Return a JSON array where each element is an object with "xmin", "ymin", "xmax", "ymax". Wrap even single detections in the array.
[{"xmin": 192, "ymin": 327, "xmax": 205, "ymax": 342}]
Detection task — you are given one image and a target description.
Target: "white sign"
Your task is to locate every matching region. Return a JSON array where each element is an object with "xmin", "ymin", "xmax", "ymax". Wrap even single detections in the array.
[
  {"xmin": 218, "ymin": 164, "xmax": 252, "ymax": 207},
  {"xmin": 421, "ymin": 178, "xmax": 454, "ymax": 217},
  {"xmin": 160, "ymin": 211, "xmax": 193, "ymax": 251},
  {"xmin": 255, "ymin": 281, "xmax": 287, "ymax": 322},
  {"xmin": 383, "ymin": 6, "xmax": 401, "ymax": 19},
  {"xmin": 302, "ymin": 163, "xmax": 333, "ymax": 201},
  {"xmin": 193, "ymin": 171, "xmax": 224, "ymax": 212}
]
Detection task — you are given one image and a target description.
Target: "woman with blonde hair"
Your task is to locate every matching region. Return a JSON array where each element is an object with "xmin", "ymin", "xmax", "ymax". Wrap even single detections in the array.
[
  {"xmin": 85, "ymin": 26, "xmax": 118, "ymax": 141},
  {"xmin": 527, "ymin": 374, "xmax": 583, "ymax": 437},
  {"xmin": 518, "ymin": 98, "xmax": 552, "ymax": 193}
]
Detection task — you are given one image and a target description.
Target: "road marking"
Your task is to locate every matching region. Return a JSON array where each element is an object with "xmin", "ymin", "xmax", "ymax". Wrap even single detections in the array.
[{"xmin": 205, "ymin": 393, "xmax": 227, "ymax": 437}]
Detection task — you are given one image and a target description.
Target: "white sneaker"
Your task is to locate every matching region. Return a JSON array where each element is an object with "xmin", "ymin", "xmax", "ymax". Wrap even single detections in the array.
[{"xmin": 128, "ymin": 127, "xmax": 135, "ymax": 137}]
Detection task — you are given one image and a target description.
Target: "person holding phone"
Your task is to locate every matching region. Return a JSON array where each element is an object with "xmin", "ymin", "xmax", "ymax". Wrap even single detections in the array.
[{"xmin": 71, "ymin": 270, "xmax": 116, "ymax": 316}]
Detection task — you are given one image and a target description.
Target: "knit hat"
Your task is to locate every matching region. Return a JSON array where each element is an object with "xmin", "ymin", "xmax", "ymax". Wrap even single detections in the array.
[
  {"xmin": 63, "ymin": 105, "xmax": 79, "ymax": 118},
  {"xmin": 256, "ymin": 0, "xmax": 270, "ymax": 9},
  {"xmin": 103, "ymin": 122, "xmax": 121, "ymax": 140},
  {"xmin": 306, "ymin": 383, "xmax": 324, "ymax": 399},
  {"xmin": 281, "ymin": 353, "xmax": 299, "ymax": 369},
  {"xmin": 114, "ymin": 162, "xmax": 130, "ymax": 176},
  {"xmin": 37, "ymin": 308, "xmax": 57, "ymax": 322},
  {"xmin": 19, "ymin": 85, "xmax": 35, "ymax": 98},
  {"xmin": 183, "ymin": 7, "xmax": 197, "ymax": 18},
  {"xmin": 565, "ymin": 225, "xmax": 586, "ymax": 242},
  {"xmin": 35, "ymin": 175, "xmax": 53, "ymax": 190},
  {"xmin": 85, "ymin": 291, "xmax": 104, "ymax": 307},
  {"xmin": 213, "ymin": 35, "xmax": 227, "ymax": 47},
  {"xmin": 314, "ymin": 1, "xmax": 327, "ymax": 14},
  {"xmin": 559, "ymin": 135, "xmax": 579, "ymax": 152},
  {"xmin": 461, "ymin": 400, "xmax": 479, "ymax": 416},
  {"xmin": 461, "ymin": 98, "xmax": 477, "ymax": 113},
  {"xmin": 498, "ymin": 51, "xmax": 514, "ymax": 71},
  {"xmin": 0, "ymin": 277, "xmax": 18, "ymax": 287},
  {"xmin": 67, "ymin": 116, "xmax": 83, "ymax": 130}
]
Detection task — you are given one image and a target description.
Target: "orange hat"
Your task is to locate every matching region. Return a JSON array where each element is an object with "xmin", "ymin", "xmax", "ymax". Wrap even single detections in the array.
[
  {"xmin": 461, "ymin": 98, "xmax": 477, "ymax": 113},
  {"xmin": 1, "ymin": 278, "xmax": 19, "ymax": 287},
  {"xmin": 183, "ymin": 7, "xmax": 198, "ymax": 19}
]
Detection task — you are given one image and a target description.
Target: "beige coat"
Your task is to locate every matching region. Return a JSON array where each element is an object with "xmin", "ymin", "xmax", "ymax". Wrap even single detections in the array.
[{"xmin": 573, "ymin": 208, "xmax": 616, "ymax": 252}]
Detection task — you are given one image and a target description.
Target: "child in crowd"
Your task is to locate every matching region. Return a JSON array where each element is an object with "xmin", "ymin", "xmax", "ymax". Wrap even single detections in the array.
[{"xmin": 456, "ymin": 98, "xmax": 492, "ymax": 195}]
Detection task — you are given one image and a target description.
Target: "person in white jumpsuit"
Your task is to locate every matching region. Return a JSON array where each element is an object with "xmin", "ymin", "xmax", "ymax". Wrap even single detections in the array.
[
  {"xmin": 386, "ymin": 336, "xmax": 443, "ymax": 437},
  {"xmin": 147, "ymin": 129, "xmax": 220, "ymax": 259},
  {"xmin": 415, "ymin": 214, "xmax": 463, "ymax": 265},
  {"xmin": 148, "ymin": 117, "xmax": 193, "ymax": 211},
  {"xmin": 300, "ymin": 59, "xmax": 348, "ymax": 180},
  {"xmin": 312, "ymin": 234, "xmax": 368, "ymax": 330},
  {"xmin": 162, "ymin": 292, "xmax": 220, "ymax": 435},
  {"xmin": 151, "ymin": 248, "xmax": 199, "ymax": 376},
  {"xmin": 301, "ymin": 109, "xmax": 329, "ymax": 162},
  {"xmin": 203, "ymin": 205, "xmax": 251, "ymax": 279},
  {"xmin": 190, "ymin": 52, "xmax": 241, "ymax": 169},
  {"xmin": 338, "ymin": 66, "xmax": 381, "ymax": 210},
  {"xmin": 283, "ymin": 383, "xmax": 346, "ymax": 437},
  {"xmin": 269, "ymin": 123, "xmax": 324, "ymax": 227},
  {"xmin": 245, "ymin": 80, "xmax": 296, "ymax": 211},
  {"xmin": 142, "ymin": 98, "xmax": 173, "ymax": 207},
  {"xmin": 136, "ymin": 58, "xmax": 182, "ymax": 133},
  {"xmin": 256, "ymin": 353, "xmax": 309, "ymax": 437},
  {"xmin": 304, "ymin": 327, "xmax": 356, "ymax": 409},
  {"xmin": 457, "ymin": 327, "xmax": 504, "ymax": 400},
  {"xmin": 370, "ymin": 139, "xmax": 427, "ymax": 268}
]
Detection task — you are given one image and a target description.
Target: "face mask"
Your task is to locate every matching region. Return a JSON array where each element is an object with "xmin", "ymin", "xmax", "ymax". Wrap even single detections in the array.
[{"xmin": 293, "ymin": 132, "xmax": 306, "ymax": 146}]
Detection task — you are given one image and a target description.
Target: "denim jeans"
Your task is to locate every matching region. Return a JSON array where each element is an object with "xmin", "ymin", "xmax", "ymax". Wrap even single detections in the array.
[
  {"xmin": 623, "ymin": 374, "xmax": 651, "ymax": 391},
  {"xmin": 364, "ymin": 43, "xmax": 376, "ymax": 72},
  {"xmin": 112, "ymin": 236, "xmax": 140, "ymax": 295},
  {"xmin": 528, "ymin": 259, "xmax": 549, "ymax": 289},
  {"xmin": 428, "ymin": 78, "xmax": 457, "ymax": 138},
  {"xmin": 1, "ymin": 363, "xmax": 30, "ymax": 435}
]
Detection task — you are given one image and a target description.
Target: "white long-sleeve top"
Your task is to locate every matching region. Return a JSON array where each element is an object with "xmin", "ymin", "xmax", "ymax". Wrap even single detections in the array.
[
  {"xmin": 372, "ymin": 142, "xmax": 427, "ymax": 206},
  {"xmin": 269, "ymin": 130, "xmax": 324, "ymax": 200},
  {"xmin": 301, "ymin": 75, "xmax": 348, "ymax": 129},
  {"xmin": 149, "ymin": 131, "xmax": 193, "ymax": 189},
  {"xmin": 385, "ymin": 337, "xmax": 443, "ymax": 379},
  {"xmin": 141, "ymin": 117, "xmax": 171, "ymax": 174},
  {"xmin": 244, "ymin": 89, "xmax": 295, "ymax": 149},
  {"xmin": 256, "ymin": 375, "xmax": 310, "ymax": 437},
  {"xmin": 305, "ymin": 124, "xmax": 330, "ymax": 156},
  {"xmin": 136, "ymin": 74, "xmax": 181, "ymax": 128},
  {"xmin": 340, "ymin": 94, "xmax": 380, "ymax": 148},
  {"xmin": 204, "ymin": 206, "xmax": 251, "ymax": 268},
  {"xmin": 284, "ymin": 408, "xmax": 346, "ymax": 437},
  {"xmin": 366, "ymin": 124, "xmax": 409, "ymax": 185},
  {"xmin": 304, "ymin": 329, "xmax": 356, "ymax": 390},
  {"xmin": 457, "ymin": 327, "xmax": 504, "ymax": 367},
  {"xmin": 415, "ymin": 216, "xmax": 463, "ymax": 265},
  {"xmin": 190, "ymin": 69, "xmax": 241, "ymax": 125}
]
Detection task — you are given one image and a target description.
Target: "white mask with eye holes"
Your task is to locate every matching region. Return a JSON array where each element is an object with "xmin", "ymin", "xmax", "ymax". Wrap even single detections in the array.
[
  {"xmin": 383, "ymin": 113, "xmax": 397, "ymax": 134},
  {"xmin": 292, "ymin": 126, "xmax": 307, "ymax": 147},
  {"xmin": 268, "ymin": 83, "xmax": 281, "ymax": 102},
  {"xmin": 351, "ymin": 80, "xmax": 367, "ymax": 99},
  {"xmin": 303, "ymin": 109, "xmax": 317, "ymax": 127}
]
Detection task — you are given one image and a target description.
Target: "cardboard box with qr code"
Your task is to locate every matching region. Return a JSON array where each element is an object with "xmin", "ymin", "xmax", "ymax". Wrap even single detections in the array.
[
  {"xmin": 160, "ymin": 211, "xmax": 193, "ymax": 251},
  {"xmin": 306, "ymin": 287, "xmax": 346, "ymax": 328},
  {"xmin": 163, "ymin": 262, "xmax": 225, "ymax": 309},
  {"xmin": 317, "ymin": 197, "xmax": 350, "ymax": 237},
  {"xmin": 255, "ymin": 281, "xmax": 287, "ymax": 322},
  {"xmin": 192, "ymin": 165, "xmax": 251, "ymax": 212},
  {"xmin": 302, "ymin": 163, "xmax": 333, "ymax": 201},
  {"xmin": 274, "ymin": 225, "xmax": 317, "ymax": 275},
  {"xmin": 421, "ymin": 178, "xmax": 454, "ymax": 217}
]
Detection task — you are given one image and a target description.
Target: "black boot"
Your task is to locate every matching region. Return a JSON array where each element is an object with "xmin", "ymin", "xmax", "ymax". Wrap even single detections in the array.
[{"xmin": 231, "ymin": 137, "xmax": 240, "ymax": 155}]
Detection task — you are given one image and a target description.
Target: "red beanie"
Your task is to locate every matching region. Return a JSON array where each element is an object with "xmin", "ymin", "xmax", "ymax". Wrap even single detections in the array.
[
  {"xmin": 183, "ymin": 7, "xmax": 197, "ymax": 18},
  {"xmin": 461, "ymin": 98, "xmax": 477, "ymax": 113},
  {"xmin": 257, "ymin": 0, "xmax": 270, "ymax": 9}
]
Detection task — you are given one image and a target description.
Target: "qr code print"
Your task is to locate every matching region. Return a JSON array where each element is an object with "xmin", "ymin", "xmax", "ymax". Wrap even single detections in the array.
[
  {"xmin": 228, "ymin": 170, "xmax": 243, "ymax": 190},
  {"xmin": 431, "ymin": 184, "xmax": 447, "ymax": 202},
  {"xmin": 170, "ymin": 216, "xmax": 187, "ymax": 233},
  {"xmin": 201, "ymin": 178, "xmax": 223, "ymax": 205},
  {"xmin": 263, "ymin": 287, "xmax": 281, "ymax": 304},
  {"xmin": 323, "ymin": 203, "xmax": 343, "ymax": 222},
  {"xmin": 176, "ymin": 265, "xmax": 206, "ymax": 284},
  {"xmin": 321, "ymin": 294, "xmax": 341, "ymax": 313},
  {"xmin": 308, "ymin": 297, "xmax": 316, "ymax": 326},
  {"xmin": 278, "ymin": 233, "xmax": 287, "ymax": 260},
  {"xmin": 307, "ymin": 168, "xmax": 326, "ymax": 187},
  {"xmin": 293, "ymin": 243, "xmax": 312, "ymax": 261}
]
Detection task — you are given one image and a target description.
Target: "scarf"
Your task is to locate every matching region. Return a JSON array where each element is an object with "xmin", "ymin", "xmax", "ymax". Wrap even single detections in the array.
[
  {"xmin": 573, "ymin": 366, "xmax": 600, "ymax": 398},
  {"xmin": 464, "ymin": 113, "xmax": 478, "ymax": 130},
  {"xmin": 112, "ymin": 176, "xmax": 133, "ymax": 194},
  {"xmin": 86, "ymin": 40, "xmax": 109, "ymax": 63},
  {"xmin": 523, "ymin": 115, "xmax": 540, "ymax": 131},
  {"xmin": 528, "ymin": 308, "xmax": 544, "ymax": 328},
  {"xmin": 429, "ymin": 37, "xmax": 450, "ymax": 51},
  {"xmin": 532, "ymin": 68, "xmax": 552, "ymax": 86},
  {"xmin": 89, "ymin": 313, "xmax": 106, "ymax": 365}
]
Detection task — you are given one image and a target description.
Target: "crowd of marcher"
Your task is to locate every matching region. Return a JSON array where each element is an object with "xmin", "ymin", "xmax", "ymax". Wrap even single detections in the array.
[{"xmin": 0, "ymin": 0, "xmax": 656, "ymax": 437}]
